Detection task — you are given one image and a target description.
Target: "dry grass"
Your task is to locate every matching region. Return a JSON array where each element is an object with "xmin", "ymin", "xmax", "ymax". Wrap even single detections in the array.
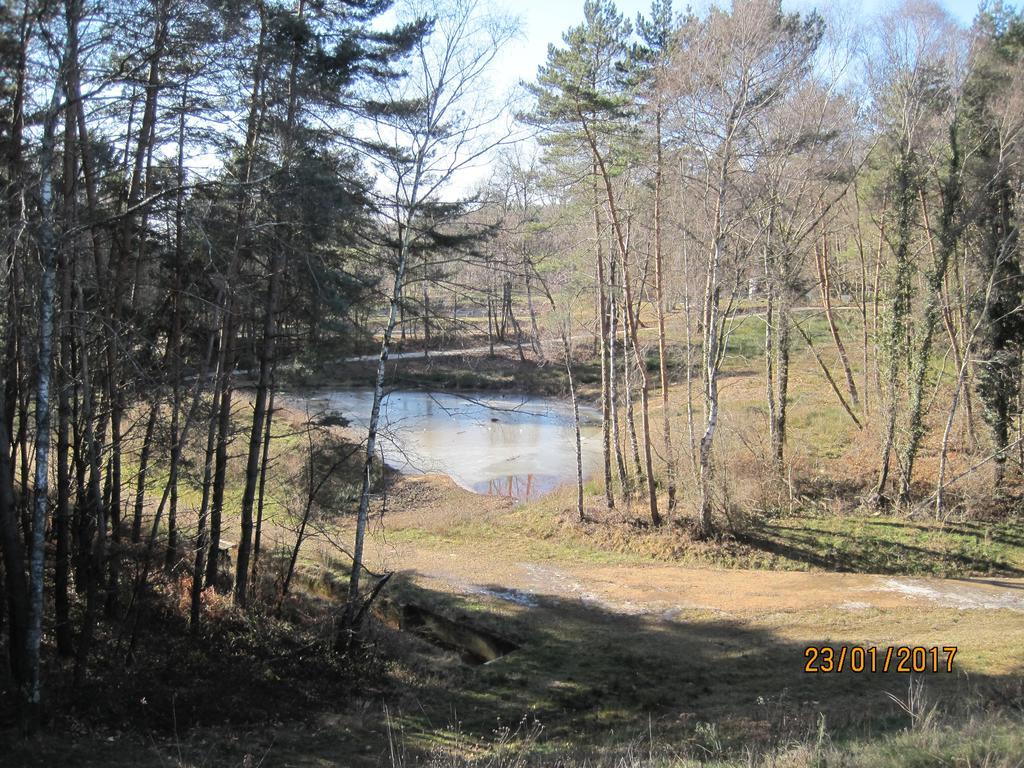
[{"xmin": 387, "ymin": 709, "xmax": 1024, "ymax": 768}]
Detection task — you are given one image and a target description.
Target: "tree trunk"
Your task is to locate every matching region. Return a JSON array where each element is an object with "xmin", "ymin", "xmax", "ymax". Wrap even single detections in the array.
[
  {"xmin": 206, "ymin": 358, "xmax": 233, "ymax": 590},
  {"xmin": 594, "ymin": 167, "xmax": 614, "ymax": 510},
  {"xmin": 191, "ymin": 332, "xmax": 224, "ymax": 630},
  {"xmin": 936, "ymin": 345, "xmax": 973, "ymax": 518},
  {"xmin": 874, "ymin": 150, "xmax": 916, "ymax": 506},
  {"xmin": 587, "ymin": 132, "xmax": 660, "ymax": 525},
  {"xmin": 816, "ymin": 223, "xmax": 859, "ymax": 408},
  {"xmin": 681, "ymin": 213, "xmax": 698, "ymax": 476},
  {"xmin": 852, "ymin": 182, "xmax": 871, "ymax": 417},
  {"xmin": 872, "ymin": 208, "xmax": 885, "ymax": 402},
  {"xmin": 773, "ymin": 300, "xmax": 791, "ymax": 468},
  {"xmin": 900, "ymin": 164, "xmax": 961, "ymax": 506},
  {"xmin": 250, "ymin": 384, "xmax": 275, "ymax": 600},
  {"xmin": 236, "ymin": 0, "xmax": 307, "ymax": 602},
  {"xmin": 765, "ymin": 271, "xmax": 778, "ymax": 468},
  {"xmin": 564, "ymin": 336, "xmax": 584, "ymax": 521},
  {"xmin": 422, "ymin": 284, "xmax": 430, "ymax": 358},
  {"xmin": 341, "ymin": 206, "xmax": 417, "ymax": 646},
  {"xmin": 102, "ymin": 0, "xmax": 168, "ymax": 619},
  {"xmin": 26, "ymin": 80, "xmax": 62, "ymax": 725},
  {"xmin": 131, "ymin": 405, "xmax": 158, "ymax": 544},
  {"xmin": 279, "ymin": 428, "xmax": 317, "ymax": 610},
  {"xmin": 949, "ymin": 255, "xmax": 978, "ymax": 446},
  {"xmin": 608, "ymin": 264, "xmax": 629, "ymax": 500},
  {"xmin": 55, "ymin": 48, "xmax": 78, "ymax": 658},
  {"xmin": 165, "ymin": 364, "xmax": 181, "ymax": 569},
  {"xmin": 525, "ymin": 255, "xmax": 543, "ymax": 359},
  {"xmin": 162, "ymin": 87, "xmax": 187, "ymax": 569},
  {"xmin": 235, "ymin": 243, "xmax": 285, "ymax": 606},
  {"xmin": 0, "ymin": 345, "xmax": 28, "ymax": 701},
  {"xmin": 73, "ymin": 284, "xmax": 107, "ymax": 689},
  {"xmin": 653, "ymin": 111, "xmax": 677, "ymax": 512},
  {"xmin": 622, "ymin": 300, "xmax": 643, "ymax": 486},
  {"xmin": 206, "ymin": 4, "xmax": 269, "ymax": 589},
  {"xmin": 486, "ymin": 291, "xmax": 494, "ymax": 357},
  {"xmin": 696, "ymin": 139, "xmax": 732, "ymax": 538}
]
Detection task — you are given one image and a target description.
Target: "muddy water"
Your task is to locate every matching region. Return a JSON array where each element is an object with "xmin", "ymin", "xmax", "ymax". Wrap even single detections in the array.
[{"xmin": 291, "ymin": 389, "xmax": 603, "ymax": 501}]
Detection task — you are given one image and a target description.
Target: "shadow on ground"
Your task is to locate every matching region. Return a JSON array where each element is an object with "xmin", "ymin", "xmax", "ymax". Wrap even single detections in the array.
[
  {"xmin": 293, "ymin": 572, "xmax": 1023, "ymax": 765},
  {"xmin": 734, "ymin": 518, "xmax": 1024, "ymax": 577},
  {"xmin": 5, "ymin": 569, "xmax": 1023, "ymax": 767}
]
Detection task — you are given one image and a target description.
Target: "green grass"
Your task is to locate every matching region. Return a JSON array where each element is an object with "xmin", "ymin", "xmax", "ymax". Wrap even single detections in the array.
[
  {"xmin": 842, "ymin": 721, "xmax": 1024, "ymax": 768},
  {"xmin": 732, "ymin": 513, "xmax": 1024, "ymax": 576},
  {"xmin": 379, "ymin": 481, "xmax": 1024, "ymax": 578},
  {"xmin": 311, "ymin": 352, "xmax": 586, "ymax": 396},
  {"xmin": 786, "ymin": 400, "xmax": 859, "ymax": 459},
  {"xmin": 393, "ymin": 716, "xmax": 1024, "ymax": 766},
  {"xmin": 384, "ymin": 519, "xmax": 639, "ymax": 567}
]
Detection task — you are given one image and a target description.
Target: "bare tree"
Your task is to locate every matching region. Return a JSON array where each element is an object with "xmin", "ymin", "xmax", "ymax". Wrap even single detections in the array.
[
  {"xmin": 340, "ymin": 0, "xmax": 518, "ymax": 645},
  {"xmin": 755, "ymin": 73, "xmax": 860, "ymax": 470},
  {"xmin": 668, "ymin": 0, "xmax": 822, "ymax": 535},
  {"xmin": 26, "ymin": 75, "xmax": 64, "ymax": 727}
]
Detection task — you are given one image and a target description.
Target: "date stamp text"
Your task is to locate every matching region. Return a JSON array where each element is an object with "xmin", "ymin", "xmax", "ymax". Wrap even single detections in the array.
[{"xmin": 803, "ymin": 645, "xmax": 957, "ymax": 673}]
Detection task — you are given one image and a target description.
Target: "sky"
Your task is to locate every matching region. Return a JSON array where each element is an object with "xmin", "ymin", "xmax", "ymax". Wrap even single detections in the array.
[
  {"xmin": 366, "ymin": 0, "xmax": 991, "ymax": 196},
  {"xmin": 439, "ymin": 0, "xmax": 987, "ymax": 193},
  {"xmin": 177, "ymin": 0, "xmax": 991, "ymax": 196},
  {"xmin": 489, "ymin": 0, "xmax": 982, "ymax": 98}
]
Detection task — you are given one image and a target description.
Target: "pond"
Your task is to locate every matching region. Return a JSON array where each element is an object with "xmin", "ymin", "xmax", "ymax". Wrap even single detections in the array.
[{"xmin": 288, "ymin": 389, "xmax": 603, "ymax": 501}]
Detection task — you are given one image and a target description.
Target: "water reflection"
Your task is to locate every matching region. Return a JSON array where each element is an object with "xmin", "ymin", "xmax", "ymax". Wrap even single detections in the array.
[
  {"xmin": 476, "ymin": 473, "xmax": 560, "ymax": 500},
  {"xmin": 291, "ymin": 389, "xmax": 602, "ymax": 501}
]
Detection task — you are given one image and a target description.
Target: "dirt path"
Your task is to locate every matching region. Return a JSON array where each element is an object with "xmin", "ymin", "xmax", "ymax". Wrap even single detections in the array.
[
  {"xmin": 353, "ymin": 478, "xmax": 1024, "ymax": 620},
  {"xmin": 341, "ymin": 306, "xmax": 853, "ymax": 363},
  {"xmin": 341, "ymin": 334, "xmax": 585, "ymax": 363},
  {"xmin": 366, "ymin": 536, "xmax": 1024, "ymax": 616}
]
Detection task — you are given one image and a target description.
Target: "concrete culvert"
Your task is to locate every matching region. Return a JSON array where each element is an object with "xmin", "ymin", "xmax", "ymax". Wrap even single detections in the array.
[{"xmin": 386, "ymin": 602, "xmax": 519, "ymax": 665}]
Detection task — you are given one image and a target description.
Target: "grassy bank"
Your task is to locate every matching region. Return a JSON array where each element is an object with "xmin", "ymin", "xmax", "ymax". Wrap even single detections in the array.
[{"xmin": 372, "ymin": 476, "xmax": 1024, "ymax": 579}]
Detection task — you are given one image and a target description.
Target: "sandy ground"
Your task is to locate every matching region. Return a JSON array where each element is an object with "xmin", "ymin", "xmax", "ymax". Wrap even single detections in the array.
[{"xmin": 366, "ymin": 529, "xmax": 1024, "ymax": 616}]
